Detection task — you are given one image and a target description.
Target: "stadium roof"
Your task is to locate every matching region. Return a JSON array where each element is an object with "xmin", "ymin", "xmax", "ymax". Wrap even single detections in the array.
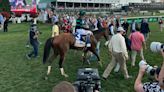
[{"xmin": 39, "ymin": 0, "xmax": 56, "ymax": 3}]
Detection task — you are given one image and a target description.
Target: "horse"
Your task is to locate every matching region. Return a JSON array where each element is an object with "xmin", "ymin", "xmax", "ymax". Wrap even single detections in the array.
[
  {"xmin": 43, "ymin": 33, "xmax": 102, "ymax": 78},
  {"xmin": 91, "ymin": 21, "xmax": 109, "ymax": 55}
]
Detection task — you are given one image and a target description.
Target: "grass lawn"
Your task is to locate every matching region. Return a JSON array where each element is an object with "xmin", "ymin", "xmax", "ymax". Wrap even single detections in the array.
[{"xmin": 0, "ymin": 22, "xmax": 164, "ymax": 92}]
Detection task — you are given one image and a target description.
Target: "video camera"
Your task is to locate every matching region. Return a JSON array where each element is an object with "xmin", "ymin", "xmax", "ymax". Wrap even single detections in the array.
[
  {"xmin": 73, "ymin": 68, "xmax": 101, "ymax": 92},
  {"xmin": 139, "ymin": 60, "xmax": 161, "ymax": 80}
]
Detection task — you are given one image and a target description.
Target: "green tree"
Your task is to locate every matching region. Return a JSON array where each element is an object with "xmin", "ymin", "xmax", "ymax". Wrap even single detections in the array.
[{"xmin": 0, "ymin": 0, "xmax": 10, "ymax": 12}]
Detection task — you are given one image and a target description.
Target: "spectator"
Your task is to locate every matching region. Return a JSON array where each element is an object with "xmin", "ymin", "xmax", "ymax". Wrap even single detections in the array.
[
  {"xmin": 130, "ymin": 20, "xmax": 138, "ymax": 33},
  {"xmin": 3, "ymin": 17, "xmax": 8, "ymax": 32},
  {"xmin": 102, "ymin": 27, "xmax": 132, "ymax": 79},
  {"xmin": 134, "ymin": 50, "xmax": 164, "ymax": 92},
  {"xmin": 26, "ymin": 20, "xmax": 36, "ymax": 47},
  {"xmin": 108, "ymin": 20, "xmax": 115, "ymax": 36},
  {"xmin": 122, "ymin": 19, "xmax": 129, "ymax": 33},
  {"xmin": 159, "ymin": 18, "xmax": 163, "ymax": 32},
  {"xmin": 52, "ymin": 14, "xmax": 59, "ymax": 24},
  {"xmin": 26, "ymin": 24, "xmax": 39, "ymax": 59},
  {"xmin": 0, "ymin": 13, "xmax": 4, "ymax": 31},
  {"xmin": 72, "ymin": 16, "xmax": 76, "ymax": 34},
  {"xmin": 140, "ymin": 19, "xmax": 150, "ymax": 41},
  {"xmin": 129, "ymin": 28, "xmax": 146, "ymax": 66},
  {"xmin": 115, "ymin": 18, "xmax": 120, "ymax": 29},
  {"xmin": 113, "ymin": 32, "xmax": 132, "ymax": 73},
  {"xmin": 43, "ymin": 10, "xmax": 48, "ymax": 23}
]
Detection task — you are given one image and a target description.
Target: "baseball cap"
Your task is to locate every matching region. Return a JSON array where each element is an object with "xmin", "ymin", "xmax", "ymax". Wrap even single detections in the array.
[{"xmin": 117, "ymin": 27, "xmax": 125, "ymax": 32}]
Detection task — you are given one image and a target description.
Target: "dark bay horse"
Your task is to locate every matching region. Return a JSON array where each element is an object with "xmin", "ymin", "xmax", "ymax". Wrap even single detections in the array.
[
  {"xmin": 91, "ymin": 23, "xmax": 109, "ymax": 54},
  {"xmin": 43, "ymin": 33, "xmax": 102, "ymax": 77}
]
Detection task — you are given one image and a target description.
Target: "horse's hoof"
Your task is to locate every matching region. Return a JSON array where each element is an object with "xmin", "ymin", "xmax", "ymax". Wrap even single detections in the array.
[
  {"xmin": 87, "ymin": 60, "xmax": 91, "ymax": 65},
  {"xmin": 63, "ymin": 74, "xmax": 69, "ymax": 78},
  {"xmin": 44, "ymin": 76, "xmax": 48, "ymax": 80}
]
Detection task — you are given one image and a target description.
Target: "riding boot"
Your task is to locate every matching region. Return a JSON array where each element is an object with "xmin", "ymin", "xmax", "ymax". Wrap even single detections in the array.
[{"xmin": 86, "ymin": 34, "xmax": 91, "ymax": 47}]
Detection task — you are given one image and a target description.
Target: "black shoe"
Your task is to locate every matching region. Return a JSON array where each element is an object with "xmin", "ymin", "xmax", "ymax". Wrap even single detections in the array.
[{"xmin": 102, "ymin": 77, "xmax": 107, "ymax": 80}]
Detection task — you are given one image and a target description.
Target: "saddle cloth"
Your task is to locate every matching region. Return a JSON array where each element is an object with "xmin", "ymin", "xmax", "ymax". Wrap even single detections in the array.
[
  {"xmin": 74, "ymin": 40, "xmax": 86, "ymax": 47},
  {"xmin": 74, "ymin": 33, "xmax": 86, "ymax": 47},
  {"xmin": 74, "ymin": 31, "xmax": 91, "ymax": 48}
]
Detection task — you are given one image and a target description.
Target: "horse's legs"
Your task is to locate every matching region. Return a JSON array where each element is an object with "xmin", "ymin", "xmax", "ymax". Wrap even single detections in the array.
[
  {"xmin": 82, "ymin": 49, "xmax": 89, "ymax": 65},
  {"xmin": 59, "ymin": 52, "xmax": 68, "ymax": 77},
  {"xmin": 90, "ymin": 48, "xmax": 102, "ymax": 67},
  {"xmin": 104, "ymin": 34, "xmax": 108, "ymax": 41},
  {"xmin": 47, "ymin": 53, "xmax": 57, "ymax": 75},
  {"xmin": 46, "ymin": 51, "xmax": 58, "ymax": 76},
  {"xmin": 96, "ymin": 41, "xmax": 101, "ymax": 55}
]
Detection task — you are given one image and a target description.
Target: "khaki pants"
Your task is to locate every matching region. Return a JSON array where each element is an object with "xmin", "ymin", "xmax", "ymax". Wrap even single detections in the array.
[
  {"xmin": 131, "ymin": 48, "xmax": 144, "ymax": 66},
  {"xmin": 102, "ymin": 51, "xmax": 129, "ymax": 78}
]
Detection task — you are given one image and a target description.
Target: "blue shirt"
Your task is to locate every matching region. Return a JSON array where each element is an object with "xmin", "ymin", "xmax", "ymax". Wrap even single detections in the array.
[
  {"xmin": 53, "ymin": 15, "xmax": 58, "ymax": 24},
  {"xmin": 0, "ymin": 15, "xmax": 4, "ymax": 24}
]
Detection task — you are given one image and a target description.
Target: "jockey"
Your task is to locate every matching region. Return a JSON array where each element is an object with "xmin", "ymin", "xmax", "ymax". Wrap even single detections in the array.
[{"xmin": 75, "ymin": 11, "xmax": 93, "ymax": 47}]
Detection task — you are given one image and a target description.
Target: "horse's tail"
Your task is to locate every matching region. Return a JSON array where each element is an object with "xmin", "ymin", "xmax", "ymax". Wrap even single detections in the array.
[{"xmin": 43, "ymin": 37, "xmax": 53, "ymax": 64}]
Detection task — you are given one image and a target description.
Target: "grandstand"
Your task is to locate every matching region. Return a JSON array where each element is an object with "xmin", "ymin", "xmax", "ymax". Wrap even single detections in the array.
[
  {"xmin": 50, "ymin": 0, "xmax": 112, "ymax": 12},
  {"xmin": 129, "ymin": 3, "xmax": 164, "ymax": 11},
  {"xmin": 39, "ymin": 0, "xmax": 164, "ymax": 13}
]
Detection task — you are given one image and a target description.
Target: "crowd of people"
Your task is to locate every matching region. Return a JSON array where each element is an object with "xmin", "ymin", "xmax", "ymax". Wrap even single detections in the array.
[
  {"xmin": 1, "ymin": 9, "xmax": 164, "ymax": 92},
  {"xmin": 38, "ymin": 11, "xmax": 164, "ymax": 92}
]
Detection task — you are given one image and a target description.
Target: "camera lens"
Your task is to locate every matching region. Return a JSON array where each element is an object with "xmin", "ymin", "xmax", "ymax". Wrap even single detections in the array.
[
  {"xmin": 149, "ymin": 69, "xmax": 155, "ymax": 76},
  {"xmin": 161, "ymin": 44, "xmax": 164, "ymax": 52}
]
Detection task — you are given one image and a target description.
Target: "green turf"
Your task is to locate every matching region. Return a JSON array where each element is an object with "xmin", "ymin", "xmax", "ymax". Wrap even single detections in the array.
[{"xmin": 0, "ymin": 22, "xmax": 163, "ymax": 92}]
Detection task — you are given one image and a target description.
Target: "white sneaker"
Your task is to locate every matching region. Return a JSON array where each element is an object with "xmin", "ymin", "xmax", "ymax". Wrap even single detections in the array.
[
  {"xmin": 26, "ymin": 54, "xmax": 31, "ymax": 60},
  {"xmin": 86, "ymin": 43, "xmax": 91, "ymax": 47},
  {"xmin": 26, "ymin": 45, "xmax": 30, "ymax": 48}
]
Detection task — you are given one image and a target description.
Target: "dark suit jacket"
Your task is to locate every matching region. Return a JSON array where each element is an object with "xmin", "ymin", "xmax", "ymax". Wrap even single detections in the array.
[{"xmin": 140, "ymin": 22, "xmax": 150, "ymax": 33}]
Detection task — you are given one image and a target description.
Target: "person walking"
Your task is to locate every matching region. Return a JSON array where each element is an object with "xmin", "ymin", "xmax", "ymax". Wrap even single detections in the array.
[
  {"xmin": 0, "ymin": 13, "xmax": 4, "ymax": 31},
  {"xmin": 159, "ymin": 18, "xmax": 163, "ymax": 32},
  {"xmin": 3, "ymin": 17, "xmax": 8, "ymax": 32},
  {"xmin": 140, "ymin": 19, "xmax": 150, "ymax": 41},
  {"xmin": 122, "ymin": 19, "xmax": 129, "ymax": 33},
  {"xmin": 102, "ymin": 27, "xmax": 132, "ymax": 80},
  {"xmin": 26, "ymin": 24, "xmax": 39, "ymax": 59},
  {"xmin": 129, "ymin": 28, "xmax": 146, "ymax": 67},
  {"xmin": 130, "ymin": 20, "xmax": 138, "ymax": 33}
]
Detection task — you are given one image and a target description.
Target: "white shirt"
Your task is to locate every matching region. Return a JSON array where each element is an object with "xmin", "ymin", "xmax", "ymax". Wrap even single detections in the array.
[
  {"xmin": 109, "ymin": 33, "xmax": 128, "ymax": 57},
  {"xmin": 132, "ymin": 22, "xmax": 136, "ymax": 31},
  {"xmin": 110, "ymin": 26, "xmax": 115, "ymax": 35}
]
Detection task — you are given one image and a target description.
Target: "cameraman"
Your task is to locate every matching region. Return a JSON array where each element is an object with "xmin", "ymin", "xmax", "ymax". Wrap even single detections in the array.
[{"xmin": 134, "ymin": 50, "xmax": 164, "ymax": 92}]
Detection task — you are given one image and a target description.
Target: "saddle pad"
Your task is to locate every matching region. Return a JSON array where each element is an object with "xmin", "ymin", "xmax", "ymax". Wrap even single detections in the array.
[{"xmin": 74, "ymin": 40, "xmax": 86, "ymax": 47}]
